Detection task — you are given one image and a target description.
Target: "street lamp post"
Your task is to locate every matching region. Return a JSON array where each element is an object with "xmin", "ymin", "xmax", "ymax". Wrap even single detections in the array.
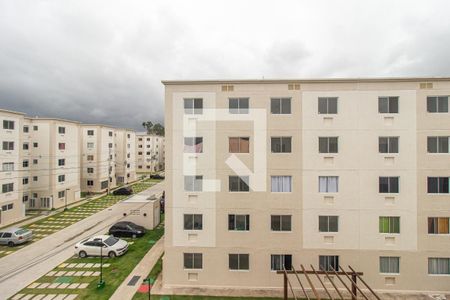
[
  {"xmin": 97, "ymin": 241, "xmax": 105, "ymax": 289},
  {"xmin": 143, "ymin": 277, "xmax": 154, "ymax": 300}
]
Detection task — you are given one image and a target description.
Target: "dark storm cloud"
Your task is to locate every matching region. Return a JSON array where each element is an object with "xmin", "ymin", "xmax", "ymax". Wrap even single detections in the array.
[{"xmin": 0, "ymin": 0, "xmax": 449, "ymax": 130}]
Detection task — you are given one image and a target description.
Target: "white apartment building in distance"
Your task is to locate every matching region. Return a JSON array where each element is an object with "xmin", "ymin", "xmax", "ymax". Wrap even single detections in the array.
[
  {"xmin": 115, "ymin": 128, "xmax": 137, "ymax": 184},
  {"xmin": 163, "ymin": 78, "xmax": 450, "ymax": 297},
  {"xmin": 1, "ymin": 110, "xmax": 139, "ymax": 227},
  {"xmin": 136, "ymin": 133, "xmax": 165, "ymax": 172}
]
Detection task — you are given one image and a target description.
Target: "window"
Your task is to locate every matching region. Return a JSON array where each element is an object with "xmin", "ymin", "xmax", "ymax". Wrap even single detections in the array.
[
  {"xmin": 318, "ymin": 97, "xmax": 338, "ymax": 114},
  {"xmin": 378, "ymin": 96, "xmax": 399, "ymax": 113},
  {"xmin": 428, "ymin": 137, "xmax": 450, "ymax": 153},
  {"xmin": 58, "ymin": 159, "xmax": 65, "ymax": 166},
  {"xmin": 87, "ymin": 155, "xmax": 94, "ymax": 161},
  {"xmin": 58, "ymin": 127, "xmax": 65, "ymax": 134},
  {"xmin": 146, "ymin": 152, "xmax": 151, "ymax": 155},
  {"xmin": 87, "ymin": 180, "xmax": 94, "ymax": 186},
  {"xmin": 271, "ymin": 137, "xmax": 291, "ymax": 153},
  {"xmin": 379, "ymin": 177, "xmax": 399, "ymax": 193},
  {"xmin": 380, "ymin": 257, "xmax": 400, "ymax": 274},
  {"xmin": 23, "ymin": 195, "xmax": 28, "ymax": 202},
  {"xmin": 228, "ymin": 214, "xmax": 250, "ymax": 231},
  {"xmin": 87, "ymin": 142, "xmax": 94, "ymax": 149},
  {"xmin": 23, "ymin": 125, "xmax": 29, "ymax": 133},
  {"xmin": 23, "ymin": 160, "xmax": 29, "ymax": 168},
  {"xmin": 184, "ymin": 214, "xmax": 203, "ymax": 230},
  {"xmin": 2, "ymin": 162, "xmax": 14, "ymax": 171},
  {"xmin": 229, "ymin": 98, "xmax": 249, "ymax": 114},
  {"xmin": 271, "ymin": 98, "xmax": 291, "ymax": 114},
  {"xmin": 101, "ymin": 180, "xmax": 108, "ymax": 189},
  {"xmin": 229, "ymin": 254, "xmax": 249, "ymax": 270},
  {"xmin": 109, "ymin": 131, "xmax": 113, "ymax": 137},
  {"xmin": 1, "ymin": 203, "xmax": 13, "ymax": 211},
  {"xmin": 319, "ymin": 137, "xmax": 338, "ymax": 153},
  {"xmin": 58, "ymin": 143, "xmax": 65, "ymax": 150},
  {"xmin": 58, "ymin": 175, "xmax": 65, "ymax": 183},
  {"xmin": 184, "ymin": 98, "xmax": 203, "ymax": 114},
  {"xmin": 33, "ymin": 159, "xmax": 38, "ymax": 165},
  {"xmin": 271, "ymin": 176, "xmax": 292, "ymax": 192},
  {"xmin": 33, "ymin": 176, "xmax": 38, "ymax": 182},
  {"xmin": 87, "ymin": 130, "xmax": 94, "ymax": 136},
  {"xmin": 229, "ymin": 176, "xmax": 249, "ymax": 192},
  {"xmin": 428, "ymin": 258, "xmax": 450, "ymax": 275},
  {"xmin": 271, "ymin": 215, "xmax": 291, "ymax": 231},
  {"xmin": 108, "ymin": 143, "xmax": 113, "ymax": 148},
  {"xmin": 379, "ymin": 137, "xmax": 399, "ymax": 153},
  {"xmin": 23, "ymin": 143, "xmax": 29, "ymax": 150},
  {"xmin": 2, "ymin": 183, "xmax": 13, "ymax": 193},
  {"xmin": 319, "ymin": 216, "xmax": 339, "ymax": 232},
  {"xmin": 2, "ymin": 141, "xmax": 14, "ymax": 150},
  {"xmin": 33, "ymin": 125, "xmax": 38, "ymax": 131},
  {"xmin": 138, "ymin": 138, "xmax": 142, "ymax": 141},
  {"xmin": 319, "ymin": 176, "xmax": 339, "ymax": 193},
  {"xmin": 229, "ymin": 137, "xmax": 250, "ymax": 153},
  {"xmin": 379, "ymin": 216, "xmax": 400, "ymax": 233},
  {"xmin": 184, "ymin": 137, "xmax": 203, "ymax": 153},
  {"xmin": 23, "ymin": 177, "xmax": 29, "ymax": 185},
  {"xmin": 33, "ymin": 142, "xmax": 38, "ymax": 148},
  {"xmin": 184, "ymin": 253, "xmax": 202, "ymax": 269},
  {"xmin": 58, "ymin": 190, "xmax": 65, "ymax": 198},
  {"xmin": 428, "ymin": 217, "xmax": 450, "ymax": 234},
  {"xmin": 427, "ymin": 177, "xmax": 449, "ymax": 194},
  {"xmin": 3, "ymin": 120, "xmax": 14, "ymax": 130},
  {"xmin": 319, "ymin": 255, "xmax": 339, "ymax": 271},
  {"xmin": 87, "ymin": 168, "xmax": 94, "ymax": 174},
  {"xmin": 184, "ymin": 175, "xmax": 203, "ymax": 192},
  {"xmin": 427, "ymin": 96, "xmax": 448, "ymax": 113},
  {"xmin": 138, "ymin": 151, "xmax": 143, "ymax": 155},
  {"xmin": 271, "ymin": 254, "xmax": 292, "ymax": 271}
]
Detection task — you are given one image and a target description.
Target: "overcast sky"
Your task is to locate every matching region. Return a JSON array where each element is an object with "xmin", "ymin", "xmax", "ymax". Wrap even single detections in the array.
[{"xmin": 0, "ymin": 0, "xmax": 449, "ymax": 130}]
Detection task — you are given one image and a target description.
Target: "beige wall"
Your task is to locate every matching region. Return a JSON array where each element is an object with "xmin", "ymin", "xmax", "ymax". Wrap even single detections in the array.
[
  {"xmin": 136, "ymin": 133, "xmax": 165, "ymax": 172},
  {"xmin": 163, "ymin": 78, "xmax": 450, "ymax": 295},
  {"xmin": 115, "ymin": 129, "xmax": 137, "ymax": 184}
]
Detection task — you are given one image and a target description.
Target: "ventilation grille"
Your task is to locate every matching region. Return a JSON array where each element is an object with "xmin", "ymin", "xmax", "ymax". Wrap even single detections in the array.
[
  {"xmin": 419, "ymin": 82, "xmax": 433, "ymax": 89},
  {"xmin": 221, "ymin": 85, "xmax": 234, "ymax": 92},
  {"xmin": 288, "ymin": 83, "xmax": 300, "ymax": 90}
]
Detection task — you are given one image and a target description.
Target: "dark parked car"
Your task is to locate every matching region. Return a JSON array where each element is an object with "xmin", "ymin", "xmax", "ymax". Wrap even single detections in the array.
[
  {"xmin": 113, "ymin": 187, "xmax": 132, "ymax": 195},
  {"xmin": 108, "ymin": 221, "xmax": 146, "ymax": 238},
  {"xmin": 150, "ymin": 174, "xmax": 165, "ymax": 180}
]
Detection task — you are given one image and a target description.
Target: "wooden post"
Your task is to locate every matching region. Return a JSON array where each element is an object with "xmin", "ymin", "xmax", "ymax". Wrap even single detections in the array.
[
  {"xmin": 284, "ymin": 272, "xmax": 288, "ymax": 300},
  {"xmin": 351, "ymin": 273, "xmax": 357, "ymax": 300}
]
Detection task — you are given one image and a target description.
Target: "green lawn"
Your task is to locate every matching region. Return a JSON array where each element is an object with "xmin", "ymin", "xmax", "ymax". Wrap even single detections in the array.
[
  {"xmin": 11, "ymin": 215, "xmax": 165, "ymax": 300},
  {"xmin": 132, "ymin": 254, "xmax": 163, "ymax": 300},
  {"xmin": 0, "ymin": 179, "xmax": 161, "ymax": 258}
]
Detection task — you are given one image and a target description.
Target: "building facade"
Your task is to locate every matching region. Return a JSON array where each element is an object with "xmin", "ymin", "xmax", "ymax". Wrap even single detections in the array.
[
  {"xmin": 115, "ymin": 129, "xmax": 137, "ymax": 184},
  {"xmin": 163, "ymin": 78, "xmax": 450, "ymax": 295},
  {"xmin": 136, "ymin": 133, "xmax": 165, "ymax": 172}
]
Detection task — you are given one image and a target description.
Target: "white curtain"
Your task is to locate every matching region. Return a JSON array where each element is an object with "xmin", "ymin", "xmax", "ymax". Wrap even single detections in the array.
[
  {"xmin": 271, "ymin": 176, "xmax": 292, "ymax": 192},
  {"xmin": 429, "ymin": 258, "xmax": 449, "ymax": 274},
  {"xmin": 319, "ymin": 176, "xmax": 338, "ymax": 192}
]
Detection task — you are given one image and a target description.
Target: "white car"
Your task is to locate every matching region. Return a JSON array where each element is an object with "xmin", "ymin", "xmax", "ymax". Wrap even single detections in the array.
[{"xmin": 74, "ymin": 235, "xmax": 128, "ymax": 258}]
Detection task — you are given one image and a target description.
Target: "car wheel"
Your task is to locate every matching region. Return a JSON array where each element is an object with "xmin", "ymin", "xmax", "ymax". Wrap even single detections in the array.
[
  {"xmin": 7, "ymin": 241, "xmax": 14, "ymax": 247},
  {"xmin": 108, "ymin": 251, "xmax": 116, "ymax": 258},
  {"xmin": 79, "ymin": 251, "xmax": 87, "ymax": 258}
]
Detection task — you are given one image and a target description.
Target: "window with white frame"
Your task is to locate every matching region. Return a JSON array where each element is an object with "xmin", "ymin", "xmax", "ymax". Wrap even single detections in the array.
[
  {"xmin": 58, "ymin": 175, "xmax": 65, "ymax": 183},
  {"xmin": 184, "ymin": 175, "xmax": 203, "ymax": 192},
  {"xmin": 183, "ymin": 214, "xmax": 203, "ymax": 230},
  {"xmin": 427, "ymin": 96, "xmax": 449, "ymax": 113},
  {"xmin": 379, "ymin": 177, "xmax": 399, "ymax": 193},
  {"xmin": 378, "ymin": 96, "xmax": 399, "ymax": 113},
  {"xmin": 87, "ymin": 180, "xmax": 94, "ymax": 186},
  {"xmin": 271, "ymin": 137, "xmax": 291, "ymax": 153},
  {"xmin": 58, "ymin": 159, "xmax": 65, "ymax": 166},
  {"xmin": 87, "ymin": 142, "xmax": 94, "ymax": 149},
  {"xmin": 428, "ymin": 258, "xmax": 450, "ymax": 275},
  {"xmin": 184, "ymin": 137, "xmax": 203, "ymax": 153},
  {"xmin": 229, "ymin": 98, "xmax": 249, "ymax": 114},
  {"xmin": 379, "ymin": 216, "xmax": 400, "ymax": 233},
  {"xmin": 23, "ymin": 160, "xmax": 29, "ymax": 168},
  {"xmin": 58, "ymin": 190, "xmax": 65, "ymax": 198},
  {"xmin": 428, "ymin": 137, "xmax": 450, "ymax": 153},
  {"xmin": 319, "ymin": 216, "xmax": 338, "ymax": 232},
  {"xmin": 228, "ymin": 214, "xmax": 250, "ymax": 231},
  {"xmin": 229, "ymin": 176, "xmax": 249, "ymax": 192},
  {"xmin": 2, "ymin": 162, "xmax": 14, "ymax": 171},
  {"xmin": 318, "ymin": 97, "xmax": 338, "ymax": 114},
  {"xmin": 318, "ymin": 176, "xmax": 338, "ymax": 193},
  {"xmin": 271, "ymin": 98, "xmax": 291, "ymax": 114},
  {"xmin": 2, "ymin": 141, "xmax": 14, "ymax": 150},
  {"xmin": 427, "ymin": 177, "xmax": 449, "ymax": 194},
  {"xmin": 380, "ymin": 257, "xmax": 400, "ymax": 274},
  {"xmin": 2, "ymin": 183, "xmax": 14, "ymax": 193},
  {"xmin": 319, "ymin": 255, "xmax": 339, "ymax": 271},
  {"xmin": 428, "ymin": 217, "xmax": 450, "ymax": 234},
  {"xmin": 379, "ymin": 137, "xmax": 399, "ymax": 153},
  {"xmin": 184, "ymin": 253, "xmax": 202, "ymax": 269},
  {"xmin": 271, "ymin": 176, "xmax": 292, "ymax": 192},
  {"xmin": 271, "ymin": 254, "xmax": 292, "ymax": 271},
  {"xmin": 319, "ymin": 137, "xmax": 338, "ymax": 153},
  {"xmin": 184, "ymin": 98, "xmax": 203, "ymax": 115},
  {"xmin": 3, "ymin": 120, "xmax": 14, "ymax": 130},
  {"xmin": 271, "ymin": 215, "xmax": 291, "ymax": 231},
  {"xmin": 87, "ymin": 130, "xmax": 94, "ymax": 136},
  {"xmin": 229, "ymin": 254, "xmax": 249, "ymax": 270},
  {"xmin": 58, "ymin": 127, "xmax": 65, "ymax": 134}
]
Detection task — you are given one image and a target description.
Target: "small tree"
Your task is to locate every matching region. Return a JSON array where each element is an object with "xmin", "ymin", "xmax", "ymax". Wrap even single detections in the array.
[{"xmin": 141, "ymin": 121, "xmax": 164, "ymax": 136}]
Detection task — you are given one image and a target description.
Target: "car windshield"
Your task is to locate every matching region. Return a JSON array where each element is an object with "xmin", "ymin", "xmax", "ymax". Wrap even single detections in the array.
[
  {"xmin": 15, "ymin": 229, "xmax": 29, "ymax": 235},
  {"xmin": 104, "ymin": 236, "xmax": 119, "ymax": 246}
]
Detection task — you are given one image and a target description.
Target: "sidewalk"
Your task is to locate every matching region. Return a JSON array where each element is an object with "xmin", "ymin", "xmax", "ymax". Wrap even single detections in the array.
[{"xmin": 110, "ymin": 236, "xmax": 165, "ymax": 300}]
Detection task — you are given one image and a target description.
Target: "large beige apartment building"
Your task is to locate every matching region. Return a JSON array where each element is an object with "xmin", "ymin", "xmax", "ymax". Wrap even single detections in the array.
[
  {"xmin": 136, "ymin": 133, "xmax": 165, "ymax": 172},
  {"xmin": 1, "ymin": 110, "xmax": 139, "ymax": 227},
  {"xmin": 163, "ymin": 77, "xmax": 450, "ymax": 296}
]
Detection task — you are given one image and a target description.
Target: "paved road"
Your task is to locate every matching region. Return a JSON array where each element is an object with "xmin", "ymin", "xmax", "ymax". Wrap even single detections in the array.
[{"xmin": 0, "ymin": 181, "xmax": 165, "ymax": 300}]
